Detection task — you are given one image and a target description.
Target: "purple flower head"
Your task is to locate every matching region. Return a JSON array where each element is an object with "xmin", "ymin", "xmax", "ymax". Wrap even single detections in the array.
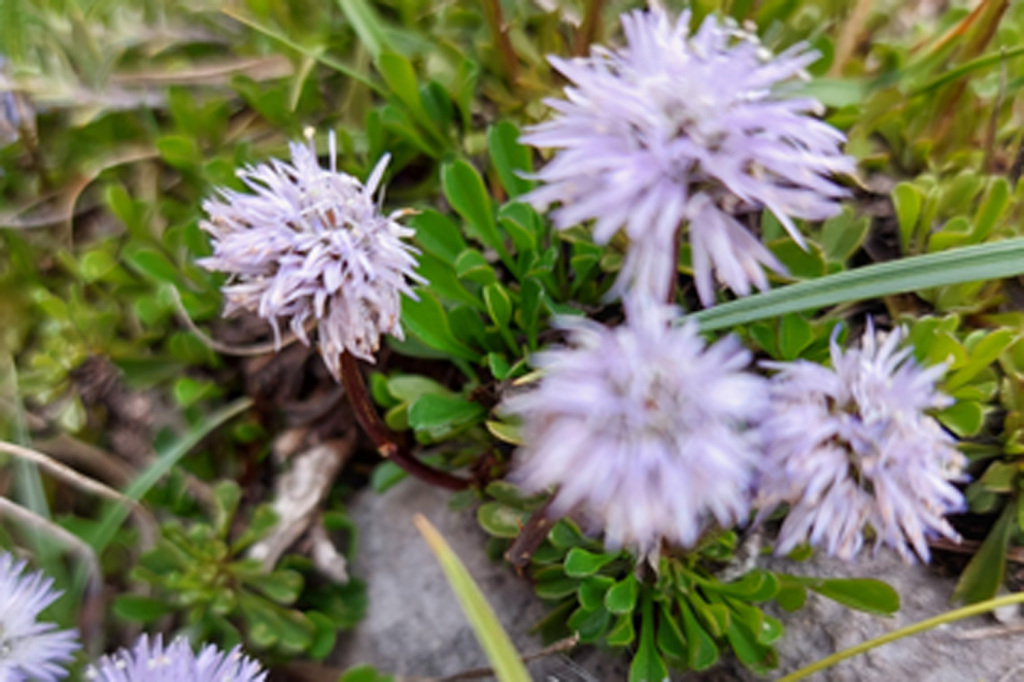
[
  {"xmin": 756, "ymin": 322, "xmax": 966, "ymax": 562},
  {"xmin": 85, "ymin": 634, "xmax": 266, "ymax": 682},
  {"xmin": 522, "ymin": 9, "xmax": 854, "ymax": 306},
  {"xmin": 0, "ymin": 552, "xmax": 79, "ymax": 681},
  {"xmin": 200, "ymin": 132, "xmax": 423, "ymax": 378},
  {"xmin": 502, "ymin": 301, "xmax": 768, "ymax": 552}
]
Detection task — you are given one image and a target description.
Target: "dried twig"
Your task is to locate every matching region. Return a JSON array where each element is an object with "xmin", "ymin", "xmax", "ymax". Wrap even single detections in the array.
[
  {"xmin": 956, "ymin": 622, "xmax": 1024, "ymax": 640},
  {"xmin": 111, "ymin": 56, "xmax": 291, "ymax": 86},
  {"xmin": 0, "ymin": 440, "xmax": 157, "ymax": 548},
  {"xmin": 830, "ymin": 0, "xmax": 874, "ymax": 77},
  {"xmin": 171, "ymin": 286, "xmax": 313, "ymax": 357},
  {"xmin": 248, "ymin": 433, "xmax": 356, "ymax": 572}
]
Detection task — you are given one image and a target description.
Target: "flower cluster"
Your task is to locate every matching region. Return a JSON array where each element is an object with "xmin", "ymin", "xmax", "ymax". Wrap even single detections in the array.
[
  {"xmin": 522, "ymin": 9, "xmax": 853, "ymax": 305},
  {"xmin": 756, "ymin": 324, "xmax": 966, "ymax": 562},
  {"xmin": 200, "ymin": 133, "xmax": 422, "ymax": 378},
  {"xmin": 0, "ymin": 552, "xmax": 79, "ymax": 681},
  {"xmin": 503, "ymin": 302, "xmax": 768, "ymax": 552},
  {"xmin": 503, "ymin": 8, "xmax": 966, "ymax": 564},
  {"xmin": 86, "ymin": 635, "xmax": 266, "ymax": 682}
]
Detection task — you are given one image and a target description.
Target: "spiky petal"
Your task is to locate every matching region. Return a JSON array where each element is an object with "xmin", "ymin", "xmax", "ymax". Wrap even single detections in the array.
[
  {"xmin": 502, "ymin": 302, "xmax": 768, "ymax": 552},
  {"xmin": 522, "ymin": 9, "xmax": 853, "ymax": 305},
  {"xmin": 199, "ymin": 134, "xmax": 423, "ymax": 378},
  {"xmin": 0, "ymin": 552, "xmax": 79, "ymax": 681},
  {"xmin": 756, "ymin": 322, "xmax": 966, "ymax": 562},
  {"xmin": 85, "ymin": 635, "xmax": 266, "ymax": 682}
]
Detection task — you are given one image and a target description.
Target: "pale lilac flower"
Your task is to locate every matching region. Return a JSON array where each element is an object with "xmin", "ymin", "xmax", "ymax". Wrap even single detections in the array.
[
  {"xmin": 522, "ymin": 9, "xmax": 854, "ymax": 305},
  {"xmin": 502, "ymin": 302, "xmax": 768, "ymax": 552},
  {"xmin": 85, "ymin": 635, "xmax": 266, "ymax": 682},
  {"xmin": 756, "ymin": 322, "xmax": 966, "ymax": 562},
  {"xmin": 199, "ymin": 133, "xmax": 423, "ymax": 378},
  {"xmin": 0, "ymin": 552, "xmax": 79, "ymax": 681}
]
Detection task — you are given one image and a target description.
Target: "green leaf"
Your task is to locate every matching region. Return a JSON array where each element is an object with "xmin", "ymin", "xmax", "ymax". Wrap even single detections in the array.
[
  {"xmin": 122, "ymin": 245, "xmax": 180, "ymax": 284},
  {"xmin": 484, "ymin": 481, "xmax": 546, "ymax": 508},
  {"xmin": 725, "ymin": 615, "xmax": 773, "ymax": 671},
  {"xmin": 156, "ymin": 134, "xmax": 199, "ymax": 169},
  {"xmin": 307, "ymin": 612, "xmax": 338, "ymax": 661},
  {"xmin": 212, "ymin": 481, "xmax": 241, "ymax": 538},
  {"xmin": 821, "ymin": 209, "xmax": 869, "ymax": 263},
  {"xmin": 606, "ymin": 574, "xmax": 639, "ymax": 614},
  {"xmin": 797, "ymin": 577, "xmax": 900, "ymax": 616},
  {"xmin": 656, "ymin": 603, "xmax": 688, "ymax": 661},
  {"xmin": 953, "ymin": 500, "xmax": 1017, "ymax": 604},
  {"xmin": 336, "ymin": 0, "xmax": 392, "ymax": 63},
  {"xmin": 679, "ymin": 598, "xmax": 718, "ymax": 671},
  {"xmin": 477, "ymin": 502, "xmax": 529, "ymax": 539},
  {"xmin": 408, "ymin": 394, "xmax": 486, "ymax": 432},
  {"xmin": 774, "ymin": 585, "xmax": 807, "ymax": 612},
  {"xmin": 693, "ymin": 238, "xmax": 1024, "ymax": 331},
  {"xmin": 777, "ymin": 314, "xmax": 813, "ymax": 361},
  {"xmin": 564, "ymin": 548, "xmax": 618, "ymax": 578},
  {"xmin": 534, "ymin": 575, "xmax": 580, "ymax": 600},
  {"xmin": 416, "ymin": 253, "xmax": 484, "ymax": 309},
  {"xmin": 979, "ymin": 462, "xmax": 1018, "ymax": 493},
  {"xmin": 936, "ymin": 400, "xmax": 986, "ymax": 437},
  {"xmin": 706, "ymin": 570, "xmax": 779, "ymax": 602},
  {"xmin": 972, "ymin": 178, "xmax": 1010, "ymax": 242},
  {"xmin": 410, "ymin": 210, "xmax": 468, "ymax": 262},
  {"xmin": 442, "ymin": 160, "xmax": 513, "ymax": 271},
  {"xmin": 946, "ymin": 329, "xmax": 1017, "ymax": 391},
  {"xmin": 547, "ymin": 519, "xmax": 588, "ymax": 550},
  {"xmin": 79, "ymin": 248, "xmax": 118, "ymax": 282},
  {"xmin": 379, "ymin": 52, "xmax": 423, "ymax": 117},
  {"xmin": 519, "ymin": 278, "xmax": 543, "ymax": 349},
  {"xmin": 485, "ymin": 420, "xmax": 522, "ymax": 445},
  {"xmin": 173, "ymin": 377, "xmax": 217, "ymax": 408},
  {"xmin": 892, "ymin": 182, "xmax": 922, "ymax": 253},
  {"xmin": 415, "ymin": 515, "xmax": 531, "ymax": 681},
  {"xmin": 488, "ymin": 121, "xmax": 534, "ymax": 198},
  {"xmin": 113, "ymin": 595, "xmax": 173, "ymax": 623},
  {"xmin": 630, "ymin": 591, "xmax": 669, "ymax": 682},
  {"xmin": 256, "ymin": 570, "xmax": 304, "ymax": 605},
  {"xmin": 455, "ymin": 249, "xmax": 498, "ymax": 285},
  {"xmin": 402, "ymin": 290, "xmax": 481, "ymax": 361},
  {"xmin": 340, "ymin": 664, "xmax": 394, "ymax": 682},
  {"xmin": 484, "ymin": 283, "xmax": 513, "ymax": 328},
  {"xmin": 386, "ymin": 374, "xmax": 452, "ymax": 403},
  {"xmin": 578, "ymin": 576, "xmax": 615, "ymax": 611},
  {"xmin": 606, "ymin": 613, "xmax": 636, "ymax": 647},
  {"xmin": 568, "ymin": 604, "xmax": 612, "ymax": 643}
]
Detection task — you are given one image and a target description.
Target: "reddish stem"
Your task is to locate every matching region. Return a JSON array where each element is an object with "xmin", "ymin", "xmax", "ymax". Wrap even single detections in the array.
[{"xmin": 340, "ymin": 351, "xmax": 471, "ymax": 491}]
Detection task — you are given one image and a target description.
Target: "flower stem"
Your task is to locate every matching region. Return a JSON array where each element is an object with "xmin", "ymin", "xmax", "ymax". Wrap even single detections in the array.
[
  {"xmin": 573, "ymin": 0, "xmax": 605, "ymax": 57},
  {"xmin": 339, "ymin": 351, "xmax": 471, "ymax": 491},
  {"xmin": 779, "ymin": 590, "xmax": 1024, "ymax": 681},
  {"xmin": 481, "ymin": 0, "xmax": 519, "ymax": 85}
]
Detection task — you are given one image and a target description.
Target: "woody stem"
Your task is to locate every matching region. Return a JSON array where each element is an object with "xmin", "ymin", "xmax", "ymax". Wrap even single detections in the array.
[{"xmin": 339, "ymin": 351, "xmax": 471, "ymax": 491}]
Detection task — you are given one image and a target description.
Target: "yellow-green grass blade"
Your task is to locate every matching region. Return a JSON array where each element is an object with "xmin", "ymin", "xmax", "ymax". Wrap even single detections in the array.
[{"xmin": 414, "ymin": 514, "xmax": 531, "ymax": 682}]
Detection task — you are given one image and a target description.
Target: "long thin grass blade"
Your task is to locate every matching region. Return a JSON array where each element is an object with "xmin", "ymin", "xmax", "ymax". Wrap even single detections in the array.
[
  {"xmin": 691, "ymin": 238, "xmax": 1024, "ymax": 331},
  {"xmin": 413, "ymin": 514, "xmax": 531, "ymax": 682}
]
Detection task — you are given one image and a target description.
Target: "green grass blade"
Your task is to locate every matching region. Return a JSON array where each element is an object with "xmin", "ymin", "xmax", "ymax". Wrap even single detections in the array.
[
  {"xmin": 336, "ymin": 0, "xmax": 392, "ymax": 64},
  {"xmin": 85, "ymin": 397, "xmax": 253, "ymax": 556},
  {"xmin": 220, "ymin": 7, "xmax": 384, "ymax": 94},
  {"xmin": 909, "ymin": 45, "xmax": 1024, "ymax": 97},
  {"xmin": 414, "ymin": 514, "xmax": 531, "ymax": 682},
  {"xmin": 691, "ymin": 238, "xmax": 1024, "ymax": 331}
]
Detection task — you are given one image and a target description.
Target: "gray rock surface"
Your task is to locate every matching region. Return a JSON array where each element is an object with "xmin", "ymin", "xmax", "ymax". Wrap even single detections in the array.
[{"xmin": 333, "ymin": 479, "xmax": 1024, "ymax": 680}]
